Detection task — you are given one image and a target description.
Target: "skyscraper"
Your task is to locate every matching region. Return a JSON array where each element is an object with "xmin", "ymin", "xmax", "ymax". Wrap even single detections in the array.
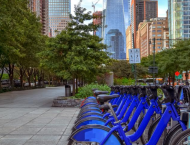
[
  {"xmin": 28, "ymin": 0, "xmax": 49, "ymax": 36},
  {"xmin": 123, "ymin": 0, "xmax": 131, "ymax": 29},
  {"xmin": 42, "ymin": 0, "xmax": 49, "ymax": 36},
  {"xmin": 104, "ymin": 0, "xmax": 128, "ymax": 59},
  {"xmin": 168, "ymin": 0, "xmax": 190, "ymax": 41},
  {"xmin": 49, "ymin": 0, "xmax": 71, "ymax": 37},
  {"xmin": 131, "ymin": 0, "xmax": 158, "ymax": 48}
]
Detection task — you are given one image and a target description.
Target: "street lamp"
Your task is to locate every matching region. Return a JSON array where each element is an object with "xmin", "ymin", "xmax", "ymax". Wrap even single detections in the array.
[{"xmin": 149, "ymin": 38, "xmax": 184, "ymax": 84}]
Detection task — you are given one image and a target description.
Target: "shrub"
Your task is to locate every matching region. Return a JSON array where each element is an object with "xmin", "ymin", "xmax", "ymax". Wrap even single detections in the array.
[
  {"xmin": 114, "ymin": 78, "xmax": 135, "ymax": 85},
  {"xmin": 75, "ymin": 83, "xmax": 111, "ymax": 99}
]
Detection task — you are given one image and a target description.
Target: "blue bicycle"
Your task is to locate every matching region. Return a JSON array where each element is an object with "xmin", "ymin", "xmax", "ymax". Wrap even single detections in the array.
[{"xmin": 68, "ymin": 85, "xmax": 187, "ymax": 145}]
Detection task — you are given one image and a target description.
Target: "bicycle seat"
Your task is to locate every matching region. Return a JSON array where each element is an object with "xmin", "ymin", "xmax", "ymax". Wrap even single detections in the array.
[
  {"xmin": 97, "ymin": 94, "xmax": 119, "ymax": 103},
  {"xmin": 94, "ymin": 90, "xmax": 109, "ymax": 96},
  {"xmin": 160, "ymin": 85, "xmax": 175, "ymax": 103}
]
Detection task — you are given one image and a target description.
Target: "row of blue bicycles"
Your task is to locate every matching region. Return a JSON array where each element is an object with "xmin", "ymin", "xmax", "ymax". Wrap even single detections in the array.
[{"xmin": 68, "ymin": 84, "xmax": 190, "ymax": 145}]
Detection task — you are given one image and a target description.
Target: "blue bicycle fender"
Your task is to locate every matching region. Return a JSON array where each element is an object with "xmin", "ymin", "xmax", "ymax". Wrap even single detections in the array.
[{"xmin": 70, "ymin": 125, "xmax": 123, "ymax": 145}]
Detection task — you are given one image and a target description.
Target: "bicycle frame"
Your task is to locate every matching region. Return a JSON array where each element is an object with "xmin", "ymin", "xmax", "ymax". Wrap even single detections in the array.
[
  {"xmin": 99, "ymin": 98, "xmax": 162, "ymax": 145},
  {"xmin": 103, "ymin": 93, "xmax": 129, "ymax": 119},
  {"xmin": 120, "ymin": 94, "xmax": 139, "ymax": 123},
  {"xmin": 104, "ymin": 93, "xmax": 134, "ymax": 126},
  {"xmin": 125, "ymin": 95, "xmax": 149, "ymax": 131},
  {"xmin": 147, "ymin": 102, "xmax": 187, "ymax": 145}
]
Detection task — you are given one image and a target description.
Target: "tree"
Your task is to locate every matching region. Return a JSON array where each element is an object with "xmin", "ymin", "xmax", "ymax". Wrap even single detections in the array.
[
  {"xmin": 40, "ymin": 5, "xmax": 110, "ymax": 95},
  {"xmin": 107, "ymin": 60, "xmax": 147, "ymax": 79},
  {"xmin": 141, "ymin": 39, "xmax": 190, "ymax": 85},
  {"xmin": 0, "ymin": 0, "xmax": 47, "ymax": 88},
  {"xmin": 173, "ymin": 39, "xmax": 190, "ymax": 81}
]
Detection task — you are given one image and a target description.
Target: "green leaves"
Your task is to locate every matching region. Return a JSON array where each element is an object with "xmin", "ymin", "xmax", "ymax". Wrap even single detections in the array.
[
  {"xmin": 75, "ymin": 83, "xmax": 111, "ymax": 99},
  {"xmin": 0, "ymin": 0, "xmax": 48, "ymax": 88},
  {"xmin": 40, "ymin": 5, "xmax": 110, "ymax": 83},
  {"xmin": 140, "ymin": 39, "xmax": 190, "ymax": 80},
  {"xmin": 107, "ymin": 60, "xmax": 147, "ymax": 79}
]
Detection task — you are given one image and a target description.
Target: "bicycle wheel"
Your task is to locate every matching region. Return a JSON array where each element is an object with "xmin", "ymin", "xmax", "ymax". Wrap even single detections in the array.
[
  {"xmin": 148, "ymin": 116, "xmax": 161, "ymax": 140},
  {"xmin": 137, "ymin": 113, "xmax": 157, "ymax": 145},
  {"xmin": 170, "ymin": 128, "xmax": 190, "ymax": 145},
  {"xmin": 148, "ymin": 116, "xmax": 167, "ymax": 145},
  {"xmin": 163, "ymin": 123, "xmax": 183, "ymax": 145},
  {"xmin": 68, "ymin": 125, "xmax": 124, "ymax": 145}
]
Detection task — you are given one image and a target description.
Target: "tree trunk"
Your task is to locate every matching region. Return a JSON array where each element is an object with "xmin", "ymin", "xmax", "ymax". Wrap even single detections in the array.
[
  {"xmin": 37, "ymin": 70, "xmax": 41, "ymax": 87},
  {"xmin": 41, "ymin": 70, "xmax": 44, "ymax": 87},
  {"xmin": 79, "ymin": 77, "xmax": 81, "ymax": 87},
  {"xmin": 0, "ymin": 68, "xmax": 4, "ymax": 91},
  {"xmin": 72, "ymin": 77, "xmax": 75, "ymax": 96},
  {"xmin": 76, "ymin": 76, "xmax": 78, "ymax": 94},
  {"xmin": 28, "ymin": 76, "xmax": 31, "ymax": 87},
  {"xmin": 186, "ymin": 70, "xmax": 188, "ymax": 81},
  {"xmin": 20, "ymin": 69, "xmax": 23, "ymax": 88},
  {"xmin": 34, "ymin": 75, "xmax": 36, "ymax": 87},
  {"xmin": 20, "ymin": 67, "xmax": 25, "ymax": 88},
  {"xmin": 33, "ymin": 69, "xmax": 37, "ymax": 87},
  {"xmin": 49, "ymin": 74, "xmax": 51, "ymax": 86},
  {"xmin": 7, "ymin": 63, "xmax": 14, "ymax": 88},
  {"xmin": 27, "ymin": 68, "xmax": 33, "ymax": 87},
  {"xmin": 169, "ymin": 73, "xmax": 171, "ymax": 86},
  {"xmin": 82, "ymin": 77, "xmax": 84, "ymax": 86},
  {"xmin": 172, "ymin": 73, "xmax": 175, "ymax": 86}
]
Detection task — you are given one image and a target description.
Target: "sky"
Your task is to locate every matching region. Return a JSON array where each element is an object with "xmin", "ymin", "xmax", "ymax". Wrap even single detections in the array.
[{"xmin": 71, "ymin": 0, "xmax": 168, "ymax": 17}]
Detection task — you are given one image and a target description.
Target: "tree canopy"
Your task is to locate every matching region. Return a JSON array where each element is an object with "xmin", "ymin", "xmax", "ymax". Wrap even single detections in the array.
[
  {"xmin": 141, "ymin": 39, "xmax": 190, "ymax": 84},
  {"xmin": 0, "ymin": 0, "xmax": 47, "ymax": 89},
  {"xmin": 40, "ymin": 5, "xmax": 111, "ymax": 94}
]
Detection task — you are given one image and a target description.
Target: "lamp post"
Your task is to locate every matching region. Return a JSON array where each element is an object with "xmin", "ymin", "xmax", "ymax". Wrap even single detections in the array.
[
  {"xmin": 132, "ymin": 33, "xmax": 137, "ymax": 85},
  {"xmin": 149, "ymin": 38, "xmax": 184, "ymax": 85}
]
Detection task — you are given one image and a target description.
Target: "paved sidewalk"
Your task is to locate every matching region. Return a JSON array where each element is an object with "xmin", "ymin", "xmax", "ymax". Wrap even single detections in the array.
[{"xmin": 0, "ymin": 87, "xmax": 79, "ymax": 145}]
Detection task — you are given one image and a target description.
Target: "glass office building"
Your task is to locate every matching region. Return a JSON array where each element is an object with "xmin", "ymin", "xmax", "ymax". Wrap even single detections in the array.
[
  {"xmin": 49, "ymin": 0, "xmax": 71, "ymax": 37},
  {"xmin": 168, "ymin": 0, "xmax": 190, "ymax": 40},
  {"xmin": 104, "ymin": 0, "xmax": 128, "ymax": 59},
  {"xmin": 123, "ymin": 0, "xmax": 131, "ymax": 29}
]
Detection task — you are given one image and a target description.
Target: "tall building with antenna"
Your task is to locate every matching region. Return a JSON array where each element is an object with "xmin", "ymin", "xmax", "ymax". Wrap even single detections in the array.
[{"xmin": 103, "ymin": 0, "xmax": 128, "ymax": 59}]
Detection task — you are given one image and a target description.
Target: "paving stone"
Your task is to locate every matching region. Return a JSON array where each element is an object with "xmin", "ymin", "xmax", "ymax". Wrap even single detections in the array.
[
  {"xmin": 0, "ymin": 87, "xmax": 79, "ymax": 145},
  {"xmin": 0, "ymin": 135, "xmax": 32, "ymax": 145},
  {"xmin": 63, "ymin": 127, "xmax": 73, "ymax": 136},
  {"xmin": 37, "ymin": 127, "xmax": 66, "ymax": 135},
  {"xmin": 0, "ymin": 127, "xmax": 18, "ymax": 135},
  {"xmin": 57, "ymin": 136, "xmax": 69, "ymax": 145},
  {"xmin": 28, "ymin": 135, "xmax": 61, "ymax": 141},
  {"xmin": 10, "ymin": 127, "xmax": 41, "ymax": 135}
]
